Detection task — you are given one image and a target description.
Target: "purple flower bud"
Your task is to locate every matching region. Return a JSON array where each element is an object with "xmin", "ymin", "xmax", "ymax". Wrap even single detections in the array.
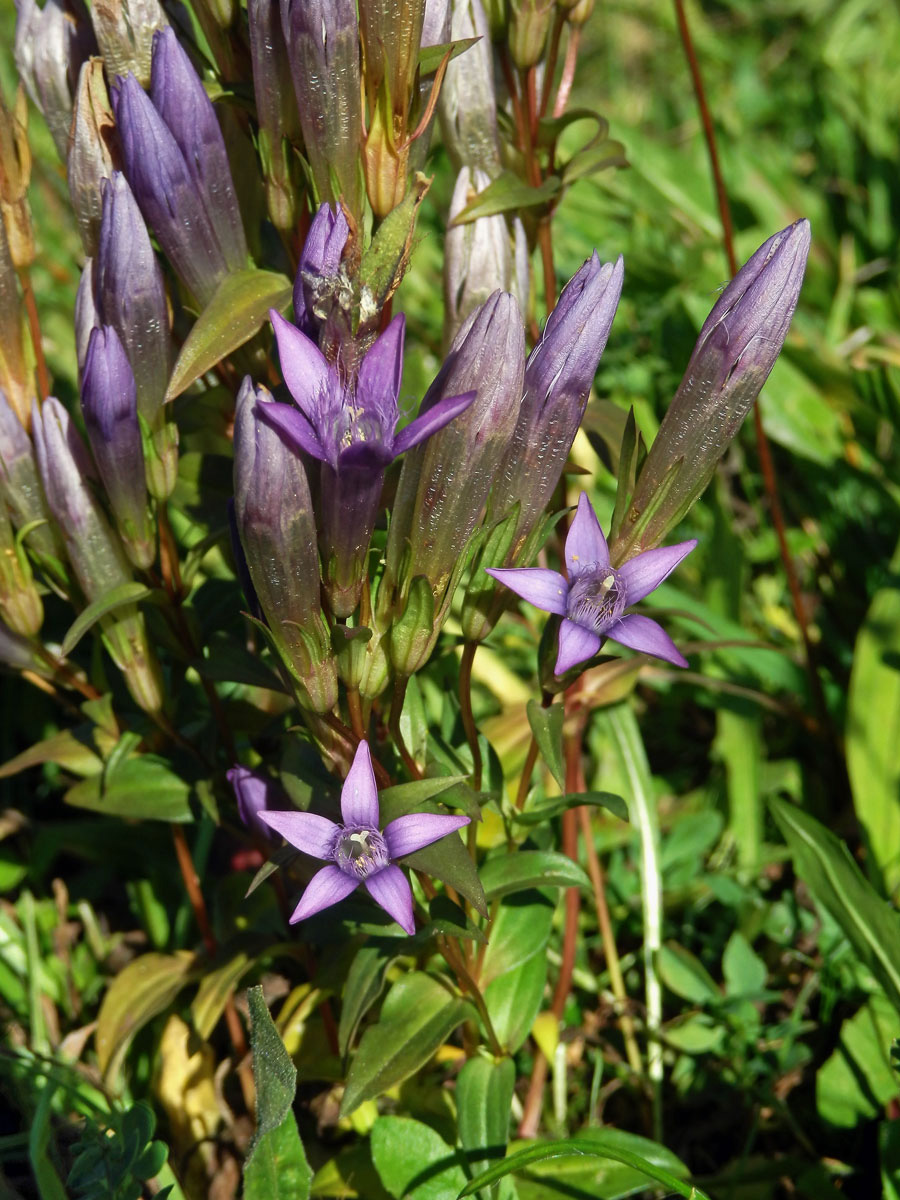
[
  {"xmin": 89, "ymin": 0, "xmax": 168, "ymax": 87},
  {"xmin": 493, "ymin": 253, "xmax": 624, "ymax": 552},
  {"xmin": 112, "ymin": 72, "xmax": 228, "ymax": 305},
  {"xmin": 248, "ymin": 0, "xmax": 302, "ymax": 233},
  {"xmin": 385, "ymin": 291, "xmax": 526, "ymax": 619},
  {"xmin": 0, "ymin": 615, "xmax": 43, "ymax": 671},
  {"xmin": 81, "ymin": 326, "xmax": 154, "ymax": 568},
  {"xmin": 613, "ymin": 219, "xmax": 811, "ymax": 560},
  {"xmin": 421, "ymin": 0, "xmax": 450, "ymax": 45},
  {"xmin": 227, "ymin": 765, "xmax": 280, "ymax": 842},
  {"xmin": 445, "ymin": 167, "xmax": 514, "ymax": 343},
  {"xmin": 233, "ymin": 377, "xmax": 337, "ymax": 713},
  {"xmin": 14, "ymin": 0, "xmax": 97, "ymax": 159},
  {"xmin": 74, "ymin": 257, "xmax": 99, "ymax": 377},
  {"xmin": 96, "ymin": 172, "xmax": 172, "ymax": 422},
  {"xmin": 292, "ymin": 202, "xmax": 350, "ymax": 341},
  {"xmin": 0, "ymin": 390, "xmax": 66, "ymax": 573},
  {"xmin": 68, "ymin": 60, "xmax": 119, "ymax": 257},
  {"xmin": 149, "ymin": 28, "xmax": 248, "ymax": 275},
  {"xmin": 32, "ymin": 397, "xmax": 133, "ymax": 598},
  {"xmin": 260, "ymin": 740, "xmax": 469, "ymax": 933},
  {"xmin": 438, "ymin": 0, "xmax": 500, "ymax": 172},
  {"xmin": 280, "ymin": 0, "xmax": 363, "ymax": 220}
]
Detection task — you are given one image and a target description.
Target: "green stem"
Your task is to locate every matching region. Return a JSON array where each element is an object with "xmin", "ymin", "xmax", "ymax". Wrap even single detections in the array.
[
  {"xmin": 459, "ymin": 641, "xmax": 482, "ymax": 790},
  {"xmin": 604, "ymin": 703, "xmax": 664, "ymax": 1141}
]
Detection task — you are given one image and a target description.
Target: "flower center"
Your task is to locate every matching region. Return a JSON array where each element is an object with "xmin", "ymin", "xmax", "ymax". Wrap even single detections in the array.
[
  {"xmin": 566, "ymin": 565, "xmax": 626, "ymax": 633},
  {"xmin": 333, "ymin": 826, "xmax": 390, "ymax": 879},
  {"xmin": 333, "ymin": 401, "xmax": 383, "ymax": 452}
]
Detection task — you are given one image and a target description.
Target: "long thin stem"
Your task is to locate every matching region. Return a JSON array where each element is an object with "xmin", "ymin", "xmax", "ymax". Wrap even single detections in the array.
[
  {"xmin": 515, "ymin": 734, "xmax": 540, "ymax": 810},
  {"xmin": 389, "ymin": 675, "xmax": 423, "ymax": 780},
  {"xmin": 458, "ymin": 641, "xmax": 482, "ymax": 791},
  {"xmin": 18, "ymin": 268, "xmax": 50, "ymax": 402},
  {"xmin": 604, "ymin": 704, "xmax": 663, "ymax": 1142},
  {"xmin": 672, "ymin": 0, "xmax": 827, "ymax": 727}
]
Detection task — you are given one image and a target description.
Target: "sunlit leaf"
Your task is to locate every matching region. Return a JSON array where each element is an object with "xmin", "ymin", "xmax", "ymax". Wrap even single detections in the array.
[{"xmin": 96, "ymin": 951, "xmax": 196, "ymax": 1081}]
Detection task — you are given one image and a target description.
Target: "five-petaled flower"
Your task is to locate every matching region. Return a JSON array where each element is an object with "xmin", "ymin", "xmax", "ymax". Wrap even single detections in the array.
[
  {"xmin": 258, "ymin": 741, "xmax": 470, "ymax": 934},
  {"xmin": 262, "ymin": 310, "xmax": 474, "ymax": 470},
  {"xmin": 487, "ymin": 493, "xmax": 696, "ymax": 676}
]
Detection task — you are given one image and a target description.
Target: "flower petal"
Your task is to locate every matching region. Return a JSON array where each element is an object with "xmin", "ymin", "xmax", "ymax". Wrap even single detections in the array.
[
  {"xmin": 358, "ymin": 313, "xmax": 405, "ymax": 427},
  {"xmin": 340, "ymin": 739, "xmax": 381, "ymax": 827},
  {"xmin": 392, "ymin": 390, "xmax": 477, "ymax": 456},
  {"xmin": 338, "ymin": 440, "xmax": 395, "ymax": 469},
  {"xmin": 383, "ymin": 812, "xmax": 471, "ymax": 859},
  {"xmin": 290, "ymin": 865, "xmax": 358, "ymax": 923},
  {"xmin": 618, "ymin": 539, "xmax": 697, "ymax": 605},
  {"xmin": 606, "ymin": 613, "xmax": 688, "ymax": 667},
  {"xmin": 555, "ymin": 618, "xmax": 601, "ymax": 675},
  {"xmin": 257, "ymin": 397, "xmax": 328, "ymax": 462},
  {"xmin": 257, "ymin": 809, "xmax": 340, "ymax": 858},
  {"xmin": 485, "ymin": 567, "xmax": 568, "ymax": 616},
  {"xmin": 564, "ymin": 492, "xmax": 609, "ymax": 575},
  {"xmin": 270, "ymin": 308, "xmax": 335, "ymax": 422},
  {"xmin": 365, "ymin": 864, "xmax": 415, "ymax": 935}
]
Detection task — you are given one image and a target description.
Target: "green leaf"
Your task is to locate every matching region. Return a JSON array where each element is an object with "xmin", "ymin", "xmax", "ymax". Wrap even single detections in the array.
[
  {"xmin": 457, "ymin": 1057, "xmax": 516, "ymax": 1188},
  {"xmin": 371, "ymin": 1116, "xmax": 468, "ymax": 1200},
  {"xmin": 846, "ymin": 533, "xmax": 900, "ymax": 897},
  {"xmin": 65, "ymin": 756, "xmax": 193, "ymax": 822},
  {"xmin": 480, "ymin": 892, "xmax": 555, "ymax": 986},
  {"xmin": 378, "ymin": 775, "xmax": 469, "ymax": 811},
  {"xmin": 60, "ymin": 582, "xmax": 157, "ymax": 656},
  {"xmin": 0, "ymin": 728, "xmax": 102, "ymax": 780},
  {"xmin": 340, "ymin": 972, "xmax": 473, "ymax": 1116},
  {"xmin": 513, "ymin": 791, "xmax": 627, "ymax": 826},
  {"xmin": 96, "ymin": 951, "xmax": 196, "ymax": 1081},
  {"xmin": 379, "ymin": 788, "xmax": 487, "ymax": 917},
  {"xmin": 449, "ymin": 171, "xmax": 561, "ymax": 226},
  {"xmin": 525, "ymin": 701, "xmax": 565, "ymax": 791},
  {"xmin": 244, "ymin": 1112, "xmax": 312, "ymax": 1200},
  {"xmin": 420, "ymin": 894, "xmax": 487, "ymax": 944},
  {"xmin": 338, "ymin": 942, "xmax": 396, "ymax": 1056},
  {"xmin": 456, "ymin": 1131, "xmax": 705, "ymax": 1199},
  {"xmin": 191, "ymin": 951, "xmax": 253, "ymax": 1040},
  {"xmin": 770, "ymin": 797, "xmax": 900, "ymax": 1016},
  {"xmin": 247, "ymin": 985, "xmax": 298, "ymax": 1146},
  {"xmin": 485, "ymin": 953, "xmax": 548, "ymax": 1055},
  {"xmin": 722, "ymin": 931, "xmax": 767, "ymax": 998},
  {"xmin": 418, "ymin": 36, "xmax": 479, "ymax": 75},
  {"xmin": 658, "ymin": 942, "xmax": 720, "ymax": 1005},
  {"xmin": 166, "ymin": 268, "xmax": 291, "ymax": 401},
  {"xmin": 479, "ymin": 852, "xmax": 589, "ymax": 901},
  {"xmin": 817, "ymin": 991, "xmax": 899, "ymax": 1127}
]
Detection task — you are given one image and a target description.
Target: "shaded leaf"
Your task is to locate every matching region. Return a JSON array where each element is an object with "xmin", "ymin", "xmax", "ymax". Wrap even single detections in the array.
[
  {"xmin": 65, "ymin": 756, "xmax": 192, "ymax": 822},
  {"xmin": 340, "ymin": 972, "xmax": 473, "ymax": 1115},
  {"xmin": 484, "ymin": 953, "xmax": 548, "ymax": 1055},
  {"xmin": 456, "ymin": 1130, "xmax": 704, "ymax": 1199},
  {"xmin": 513, "ymin": 791, "xmax": 627, "ymax": 826},
  {"xmin": 0, "ymin": 729, "xmax": 102, "ymax": 780},
  {"xmin": 247, "ymin": 985, "xmax": 297, "ymax": 1146},
  {"xmin": 338, "ymin": 942, "xmax": 396, "ymax": 1057},
  {"xmin": 244, "ymin": 1111, "xmax": 312, "ymax": 1200},
  {"xmin": 479, "ymin": 852, "xmax": 589, "ymax": 901},
  {"xmin": 457, "ymin": 1057, "xmax": 516, "ymax": 1185},
  {"xmin": 166, "ymin": 268, "xmax": 291, "ymax": 401},
  {"xmin": 191, "ymin": 951, "xmax": 252, "ymax": 1040},
  {"xmin": 770, "ymin": 798, "xmax": 900, "ymax": 1016},
  {"xmin": 61, "ymin": 582, "xmax": 157, "ymax": 656},
  {"xmin": 96, "ymin": 951, "xmax": 196, "ymax": 1081},
  {"xmin": 418, "ymin": 37, "xmax": 480, "ymax": 75},
  {"xmin": 525, "ymin": 701, "xmax": 565, "ymax": 791}
]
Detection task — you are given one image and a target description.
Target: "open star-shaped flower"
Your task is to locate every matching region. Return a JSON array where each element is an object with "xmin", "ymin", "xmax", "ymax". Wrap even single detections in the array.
[
  {"xmin": 261, "ymin": 310, "xmax": 475, "ymax": 470},
  {"xmin": 258, "ymin": 741, "xmax": 470, "ymax": 934},
  {"xmin": 487, "ymin": 493, "xmax": 696, "ymax": 676}
]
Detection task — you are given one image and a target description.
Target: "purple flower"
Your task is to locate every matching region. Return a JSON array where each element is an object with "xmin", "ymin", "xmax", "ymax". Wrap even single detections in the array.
[
  {"xmin": 487, "ymin": 492, "xmax": 696, "ymax": 675},
  {"xmin": 259, "ymin": 740, "xmax": 470, "ymax": 934},
  {"xmin": 292, "ymin": 202, "xmax": 349, "ymax": 341},
  {"xmin": 227, "ymin": 765, "xmax": 278, "ymax": 842},
  {"xmin": 263, "ymin": 310, "xmax": 474, "ymax": 471}
]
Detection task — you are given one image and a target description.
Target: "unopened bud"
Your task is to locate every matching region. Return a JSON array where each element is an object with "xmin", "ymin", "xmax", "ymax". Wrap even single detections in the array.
[
  {"xmin": 280, "ymin": 0, "xmax": 363, "ymax": 221},
  {"xmin": 247, "ymin": 0, "xmax": 302, "ymax": 235},
  {"xmin": 90, "ymin": 0, "xmax": 168, "ymax": 86},
  {"xmin": 233, "ymin": 378, "xmax": 337, "ymax": 713},
  {"xmin": 0, "ymin": 391, "xmax": 67, "ymax": 577},
  {"xmin": 445, "ymin": 166, "xmax": 513, "ymax": 342},
  {"xmin": 68, "ymin": 60, "xmax": 119, "ymax": 257},
  {"xmin": 508, "ymin": 0, "xmax": 554, "ymax": 68},
  {"xmin": 438, "ymin": 0, "xmax": 501, "ymax": 172},
  {"xmin": 612, "ymin": 219, "xmax": 811, "ymax": 560},
  {"xmin": 0, "ymin": 84, "xmax": 34, "ymax": 270}
]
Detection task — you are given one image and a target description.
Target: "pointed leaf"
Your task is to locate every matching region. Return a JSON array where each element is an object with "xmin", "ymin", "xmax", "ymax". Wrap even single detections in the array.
[
  {"xmin": 166, "ymin": 269, "xmax": 291, "ymax": 401},
  {"xmin": 512, "ymin": 791, "xmax": 627, "ymax": 826},
  {"xmin": 61, "ymin": 582, "xmax": 157, "ymax": 656},
  {"xmin": 0, "ymin": 729, "xmax": 102, "ymax": 780},
  {"xmin": 770, "ymin": 797, "xmax": 900, "ymax": 1016},
  {"xmin": 340, "ymin": 972, "xmax": 473, "ymax": 1115},
  {"xmin": 96, "ymin": 951, "xmax": 196, "ymax": 1081},
  {"xmin": 65, "ymin": 756, "xmax": 192, "ymax": 822},
  {"xmin": 338, "ymin": 942, "xmax": 397, "ymax": 1056},
  {"xmin": 191, "ymin": 951, "xmax": 252, "ymax": 1040},
  {"xmin": 372, "ymin": 1116, "xmax": 468, "ymax": 1200},
  {"xmin": 479, "ymin": 852, "xmax": 590, "ymax": 901},
  {"xmin": 526, "ymin": 701, "xmax": 565, "ymax": 792},
  {"xmin": 450, "ymin": 171, "xmax": 561, "ymax": 226},
  {"xmin": 244, "ymin": 1112, "xmax": 311, "ymax": 1200},
  {"xmin": 457, "ymin": 1057, "xmax": 516, "ymax": 1184},
  {"xmin": 247, "ymin": 985, "xmax": 298, "ymax": 1149}
]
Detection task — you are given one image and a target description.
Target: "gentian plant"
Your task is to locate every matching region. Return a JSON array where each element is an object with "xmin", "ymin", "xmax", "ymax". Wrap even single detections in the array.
[{"xmin": 14, "ymin": 2, "xmax": 887, "ymax": 1197}]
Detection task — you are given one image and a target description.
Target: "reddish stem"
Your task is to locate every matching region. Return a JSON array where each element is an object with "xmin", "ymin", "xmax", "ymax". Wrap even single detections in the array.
[{"xmin": 19, "ymin": 269, "xmax": 51, "ymax": 403}]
